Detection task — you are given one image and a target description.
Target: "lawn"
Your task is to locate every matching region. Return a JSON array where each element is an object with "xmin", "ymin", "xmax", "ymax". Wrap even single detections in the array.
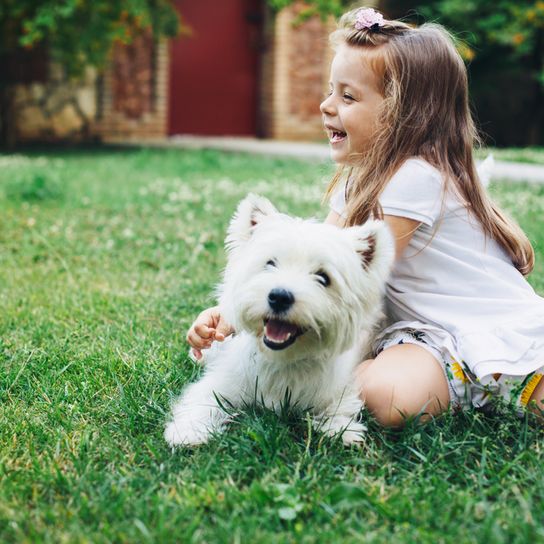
[
  {"xmin": 475, "ymin": 147, "xmax": 544, "ymax": 165},
  {"xmin": 1, "ymin": 147, "xmax": 543, "ymax": 543}
]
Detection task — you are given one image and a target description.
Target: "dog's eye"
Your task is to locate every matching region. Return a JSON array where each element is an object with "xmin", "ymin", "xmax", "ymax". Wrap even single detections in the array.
[
  {"xmin": 265, "ymin": 259, "xmax": 277, "ymax": 268},
  {"xmin": 315, "ymin": 270, "xmax": 331, "ymax": 287}
]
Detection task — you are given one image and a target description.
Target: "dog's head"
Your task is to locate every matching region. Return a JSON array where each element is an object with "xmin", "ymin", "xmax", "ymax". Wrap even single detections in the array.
[{"xmin": 218, "ymin": 194, "xmax": 394, "ymax": 358}]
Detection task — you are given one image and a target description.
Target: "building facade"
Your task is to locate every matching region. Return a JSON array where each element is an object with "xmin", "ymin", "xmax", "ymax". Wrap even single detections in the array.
[{"xmin": 10, "ymin": 1, "xmax": 341, "ymax": 145}]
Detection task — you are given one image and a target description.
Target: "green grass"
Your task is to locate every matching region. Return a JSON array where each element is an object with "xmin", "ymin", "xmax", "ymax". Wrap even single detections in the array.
[
  {"xmin": 475, "ymin": 147, "xmax": 544, "ymax": 165},
  {"xmin": 1, "ymin": 147, "xmax": 543, "ymax": 543},
  {"xmin": 313, "ymin": 140, "xmax": 544, "ymax": 165}
]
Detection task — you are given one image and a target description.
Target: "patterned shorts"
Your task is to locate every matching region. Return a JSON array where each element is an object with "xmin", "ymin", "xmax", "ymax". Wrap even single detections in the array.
[{"xmin": 375, "ymin": 328, "xmax": 544, "ymax": 414}]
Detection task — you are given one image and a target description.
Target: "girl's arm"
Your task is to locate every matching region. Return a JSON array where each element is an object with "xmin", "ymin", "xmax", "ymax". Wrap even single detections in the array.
[
  {"xmin": 382, "ymin": 214, "xmax": 420, "ymax": 259},
  {"xmin": 324, "ymin": 210, "xmax": 420, "ymax": 260}
]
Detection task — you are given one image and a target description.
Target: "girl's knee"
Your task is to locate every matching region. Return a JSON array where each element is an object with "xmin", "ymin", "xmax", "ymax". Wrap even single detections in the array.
[
  {"xmin": 356, "ymin": 361, "xmax": 414, "ymax": 427},
  {"xmin": 354, "ymin": 345, "xmax": 450, "ymax": 427}
]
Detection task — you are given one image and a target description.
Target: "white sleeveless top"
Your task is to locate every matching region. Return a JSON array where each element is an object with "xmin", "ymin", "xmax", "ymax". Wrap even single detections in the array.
[{"xmin": 329, "ymin": 158, "xmax": 544, "ymax": 380}]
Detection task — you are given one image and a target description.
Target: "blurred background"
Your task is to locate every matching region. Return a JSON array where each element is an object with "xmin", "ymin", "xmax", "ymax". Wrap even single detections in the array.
[{"xmin": 1, "ymin": 0, "xmax": 543, "ymax": 149}]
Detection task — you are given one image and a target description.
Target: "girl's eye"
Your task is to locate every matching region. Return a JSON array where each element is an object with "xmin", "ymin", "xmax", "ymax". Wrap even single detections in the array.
[
  {"xmin": 315, "ymin": 270, "xmax": 331, "ymax": 287},
  {"xmin": 343, "ymin": 94, "xmax": 354, "ymax": 101},
  {"xmin": 266, "ymin": 259, "xmax": 277, "ymax": 268}
]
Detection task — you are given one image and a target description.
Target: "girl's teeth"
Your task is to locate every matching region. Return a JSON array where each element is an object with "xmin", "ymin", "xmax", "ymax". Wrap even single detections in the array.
[{"xmin": 331, "ymin": 131, "xmax": 346, "ymax": 142}]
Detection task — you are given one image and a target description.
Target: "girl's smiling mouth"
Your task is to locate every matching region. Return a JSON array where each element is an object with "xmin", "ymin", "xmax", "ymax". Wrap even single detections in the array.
[{"xmin": 327, "ymin": 127, "xmax": 347, "ymax": 144}]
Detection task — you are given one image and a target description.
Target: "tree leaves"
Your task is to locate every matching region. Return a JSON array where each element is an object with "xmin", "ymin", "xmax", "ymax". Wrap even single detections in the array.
[{"xmin": 1, "ymin": 0, "xmax": 182, "ymax": 77}]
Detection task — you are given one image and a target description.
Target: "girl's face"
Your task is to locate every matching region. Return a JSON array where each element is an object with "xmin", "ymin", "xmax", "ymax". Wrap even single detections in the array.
[{"xmin": 320, "ymin": 43, "xmax": 384, "ymax": 165}]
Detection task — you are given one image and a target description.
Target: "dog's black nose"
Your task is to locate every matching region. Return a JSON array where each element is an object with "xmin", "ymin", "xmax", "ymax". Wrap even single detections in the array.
[{"xmin": 267, "ymin": 288, "xmax": 295, "ymax": 313}]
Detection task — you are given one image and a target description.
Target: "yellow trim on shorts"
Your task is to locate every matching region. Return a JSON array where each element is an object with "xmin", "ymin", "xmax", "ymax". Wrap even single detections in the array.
[
  {"xmin": 451, "ymin": 359, "xmax": 469, "ymax": 384},
  {"xmin": 519, "ymin": 373, "xmax": 543, "ymax": 407}
]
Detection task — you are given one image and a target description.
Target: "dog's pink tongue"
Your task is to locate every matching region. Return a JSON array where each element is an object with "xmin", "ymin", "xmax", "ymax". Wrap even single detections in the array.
[{"xmin": 265, "ymin": 319, "xmax": 297, "ymax": 342}]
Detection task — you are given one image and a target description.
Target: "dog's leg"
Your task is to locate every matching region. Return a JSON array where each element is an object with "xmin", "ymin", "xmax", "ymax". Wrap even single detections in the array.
[
  {"xmin": 312, "ymin": 390, "xmax": 366, "ymax": 446},
  {"xmin": 164, "ymin": 374, "xmax": 234, "ymax": 447}
]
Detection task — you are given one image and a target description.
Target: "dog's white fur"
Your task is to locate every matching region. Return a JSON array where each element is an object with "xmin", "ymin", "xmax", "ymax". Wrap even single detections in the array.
[{"xmin": 165, "ymin": 194, "xmax": 394, "ymax": 446}]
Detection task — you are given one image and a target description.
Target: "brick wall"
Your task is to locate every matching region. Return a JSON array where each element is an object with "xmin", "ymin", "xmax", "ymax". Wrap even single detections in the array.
[
  {"xmin": 95, "ymin": 33, "xmax": 169, "ymax": 142},
  {"xmin": 9, "ymin": 2, "xmax": 383, "ymax": 144},
  {"xmin": 261, "ymin": 2, "xmax": 335, "ymax": 141}
]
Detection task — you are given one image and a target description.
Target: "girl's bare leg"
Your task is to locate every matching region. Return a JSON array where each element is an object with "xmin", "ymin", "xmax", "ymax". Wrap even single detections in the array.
[{"xmin": 354, "ymin": 343, "xmax": 450, "ymax": 427}]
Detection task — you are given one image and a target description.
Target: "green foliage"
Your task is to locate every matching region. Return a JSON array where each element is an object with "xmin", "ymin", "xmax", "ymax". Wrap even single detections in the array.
[
  {"xmin": 1, "ymin": 0, "xmax": 350, "ymax": 77},
  {"xmin": 407, "ymin": 0, "xmax": 544, "ymax": 144},
  {"xmin": 0, "ymin": 0, "xmax": 182, "ymax": 76},
  {"xmin": 266, "ymin": 0, "xmax": 349, "ymax": 20},
  {"xmin": 413, "ymin": 1, "xmax": 544, "ymax": 72}
]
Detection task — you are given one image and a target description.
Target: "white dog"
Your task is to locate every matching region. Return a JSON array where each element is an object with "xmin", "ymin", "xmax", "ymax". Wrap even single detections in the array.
[{"xmin": 165, "ymin": 194, "xmax": 394, "ymax": 447}]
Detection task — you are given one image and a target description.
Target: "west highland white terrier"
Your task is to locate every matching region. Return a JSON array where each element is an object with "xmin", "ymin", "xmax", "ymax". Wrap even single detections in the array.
[{"xmin": 165, "ymin": 194, "xmax": 394, "ymax": 447}]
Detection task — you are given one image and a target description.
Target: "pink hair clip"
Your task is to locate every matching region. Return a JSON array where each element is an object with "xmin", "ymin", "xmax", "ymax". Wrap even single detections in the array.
[{"xmin": 354, "ymin": 8, "xmax": 385, "ymax": 31}]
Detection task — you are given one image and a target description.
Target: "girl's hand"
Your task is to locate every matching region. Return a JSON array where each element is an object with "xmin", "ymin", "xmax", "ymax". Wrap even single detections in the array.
[{"xmin": 186, "ymin": 306, "xmax": 234, "ymax": 360}]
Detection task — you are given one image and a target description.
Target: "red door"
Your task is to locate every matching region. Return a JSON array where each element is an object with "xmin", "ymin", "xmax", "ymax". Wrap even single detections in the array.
[{"xmin": 169, "ymin": 0, "xmax": 262, "ymax": 136}]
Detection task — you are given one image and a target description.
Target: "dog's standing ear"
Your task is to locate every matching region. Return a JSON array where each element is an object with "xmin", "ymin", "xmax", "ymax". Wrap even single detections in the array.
[
  {"xmin": 225, "ymin": 193, "xmax": 278, "ymax": 252},
  {"xmin": 345, "ymin": 220, "xmax": 395, "ymax": 273},
  {"xmin": 357, "ymin": 233, "xmax": 376, "ymax": 269}
]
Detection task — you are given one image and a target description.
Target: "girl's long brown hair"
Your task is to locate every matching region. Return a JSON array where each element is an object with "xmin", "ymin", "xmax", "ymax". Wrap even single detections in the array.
[{"xmin": 325, "ymin": 8, "xmax": 534, "ymax": 275}]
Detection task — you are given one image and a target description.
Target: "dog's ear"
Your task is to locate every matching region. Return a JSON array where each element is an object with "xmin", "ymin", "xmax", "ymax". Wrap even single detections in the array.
[
  {"xmin": 345, "ymin": 220, "xmax": 395, "ymax": 273},
  {"xmin": 226, "ymin": 193, "xmax": 278, "ymax": 251}
]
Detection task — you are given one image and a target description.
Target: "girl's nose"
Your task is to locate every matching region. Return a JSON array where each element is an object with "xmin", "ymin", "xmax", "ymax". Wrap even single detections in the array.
[{"xmin": 320, "ymin": 94, "xmax": 335, "ymax": 115}]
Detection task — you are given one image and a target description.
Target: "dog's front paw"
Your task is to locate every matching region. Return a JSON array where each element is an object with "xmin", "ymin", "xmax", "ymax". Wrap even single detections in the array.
[
  {"xmin": 340, "ymin": 424, "xmax": 367, "ymax": 447},
  {"xmin": 164, "ymin": 419, "xmax": 212, "ymax": 447},
  {"xmin": 313, "ymin": 415, "xmax": 367, "ymax": 447}
]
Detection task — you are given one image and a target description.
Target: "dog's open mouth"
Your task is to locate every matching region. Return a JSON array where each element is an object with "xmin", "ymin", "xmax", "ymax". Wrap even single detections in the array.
[{"xmin": 263, "ymin": 318, "xmax": 304, "ymax": 350}]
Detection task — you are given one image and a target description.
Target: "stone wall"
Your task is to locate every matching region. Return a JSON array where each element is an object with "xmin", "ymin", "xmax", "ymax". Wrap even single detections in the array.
[
  {"xmin": 10, "ymin": 32, "xmax": 169, "ymax": 144},
  {"xmin": 12, "ymin": 64, "xmax": 98, "ymax": 142}
]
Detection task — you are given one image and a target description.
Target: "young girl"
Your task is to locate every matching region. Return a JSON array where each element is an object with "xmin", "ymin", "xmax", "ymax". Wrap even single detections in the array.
[{"xmin": 186, "ymin": 6, "xmax": 544, "ymax": 426}]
